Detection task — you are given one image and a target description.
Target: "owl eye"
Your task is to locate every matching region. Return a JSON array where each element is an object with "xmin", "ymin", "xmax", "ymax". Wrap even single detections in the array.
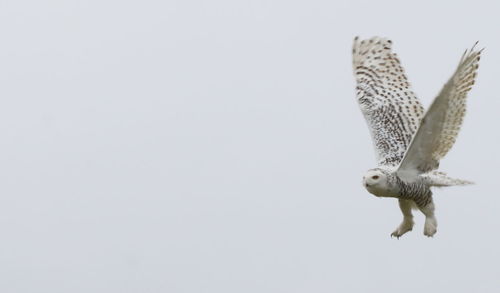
[{"xmin": 372, "ymin": 175, "xmax": 379, "ymax": 180}]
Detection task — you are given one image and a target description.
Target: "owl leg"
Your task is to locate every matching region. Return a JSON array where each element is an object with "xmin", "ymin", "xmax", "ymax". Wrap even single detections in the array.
[
  {"xmin": 391, "ymin": 199, "xmax": 414, "ymax": 238},
  {"xmin": 418, "ymin": 199, "xmax": 437, "ymax": 237}
]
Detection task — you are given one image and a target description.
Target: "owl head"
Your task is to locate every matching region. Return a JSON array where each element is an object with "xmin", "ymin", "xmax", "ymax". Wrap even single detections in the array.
[{"xmin": 362, "ymin": 168, "xmax": 394, "ymax": 197}]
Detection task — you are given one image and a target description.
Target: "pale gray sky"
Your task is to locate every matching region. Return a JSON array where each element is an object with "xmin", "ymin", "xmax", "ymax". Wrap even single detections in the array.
[{"xmin": 0, "ymin": 0, "xmax": 499, "ymax": 292}]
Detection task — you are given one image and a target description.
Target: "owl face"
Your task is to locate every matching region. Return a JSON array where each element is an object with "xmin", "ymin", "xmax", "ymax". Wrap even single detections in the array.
[{"xmin": 363, "ymin": 169, "xmax": 390, "ymax": 197}]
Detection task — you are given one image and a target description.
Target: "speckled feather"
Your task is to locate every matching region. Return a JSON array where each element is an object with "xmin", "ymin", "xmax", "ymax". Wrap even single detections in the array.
[
  {"xmin": 398, "ymin": 43, "xmax": 482, "ymax": 175},
  {"xmin": 352, "ymin": 36, "xmax": 424, "ymax": 167}
]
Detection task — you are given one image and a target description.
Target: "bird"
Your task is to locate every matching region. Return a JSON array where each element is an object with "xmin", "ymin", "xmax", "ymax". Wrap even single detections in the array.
[{"xmin": 352, "ymin": 36, "xmax": 482, "ymax": 238}]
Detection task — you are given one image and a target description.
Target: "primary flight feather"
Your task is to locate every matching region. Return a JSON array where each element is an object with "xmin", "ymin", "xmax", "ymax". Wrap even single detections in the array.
[{"xmin": 352, "ymin": 37, "xmax": 482, "ymax": 237}]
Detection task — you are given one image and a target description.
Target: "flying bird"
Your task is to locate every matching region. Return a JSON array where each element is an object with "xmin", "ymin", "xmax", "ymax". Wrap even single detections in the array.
[{"xmin": 352, "ymin": 37, "xmax": 482, "ymax": 237}]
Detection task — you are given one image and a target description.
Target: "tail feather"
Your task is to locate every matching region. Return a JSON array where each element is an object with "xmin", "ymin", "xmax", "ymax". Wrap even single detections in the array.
[{"xmin": 425, "ymin": 171, "xmax": 474, "ymax": 187}]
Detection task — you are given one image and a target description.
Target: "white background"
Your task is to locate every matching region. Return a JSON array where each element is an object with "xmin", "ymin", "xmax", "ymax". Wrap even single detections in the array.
[{"xmin": 0, "ymin": 0, "xmax": 498, "ymax": 292}]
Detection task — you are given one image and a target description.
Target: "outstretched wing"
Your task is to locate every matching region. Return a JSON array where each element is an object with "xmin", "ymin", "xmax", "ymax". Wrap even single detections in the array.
[
  {"xmin": 353, "ymin": 36, "xmax": 424, "ymax": 167},
  {"xmin": 397, "ymin": 44, "xmax": 482, "ymax": 178}
]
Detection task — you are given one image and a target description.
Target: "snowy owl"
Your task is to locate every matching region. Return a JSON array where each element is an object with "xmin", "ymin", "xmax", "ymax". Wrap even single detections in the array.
[{"xmin": 352, "ymin": 36, "xmax": 482, "ymax": 238}]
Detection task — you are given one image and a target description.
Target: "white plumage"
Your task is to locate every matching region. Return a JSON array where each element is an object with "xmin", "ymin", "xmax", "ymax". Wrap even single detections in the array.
[
  {"xmin": 398, "ymin": 45, "xmax": 481, "ymax": 177},
  {"xmin": 352, "ymin": 37, "xmax": 482, "ymax": 237},
  {"xmin": 353, "ymin": 37, "xmax": 424, "ymax": 167}
]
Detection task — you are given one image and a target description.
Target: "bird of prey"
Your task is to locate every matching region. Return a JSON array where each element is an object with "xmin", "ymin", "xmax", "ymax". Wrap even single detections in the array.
[{"xmin": 352, "ymin": 36, "xmax": 482, "ymax": 237}]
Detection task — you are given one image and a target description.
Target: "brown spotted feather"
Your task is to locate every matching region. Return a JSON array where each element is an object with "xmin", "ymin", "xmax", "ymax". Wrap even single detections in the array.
[{"xmin": 352, "ymin": 36, "xmax": 424, "ymax": 167}]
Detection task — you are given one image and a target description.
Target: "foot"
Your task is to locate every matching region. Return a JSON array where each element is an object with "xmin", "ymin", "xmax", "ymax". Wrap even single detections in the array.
[
  {"xmin": 423, "ymin": 217, "xmax": 437, "ymax": 237},
  {"xmin": 391, "ymin": 218, "xmax": 414, "ymax": 239}
]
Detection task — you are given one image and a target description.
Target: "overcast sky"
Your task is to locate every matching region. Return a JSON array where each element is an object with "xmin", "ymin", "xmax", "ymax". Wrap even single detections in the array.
[{"xmin": 0, "ymin": 0, "xmax": 499, "ymax": 292}]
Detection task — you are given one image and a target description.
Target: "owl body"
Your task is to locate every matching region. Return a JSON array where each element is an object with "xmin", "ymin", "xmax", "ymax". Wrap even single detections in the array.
[
  {"xmin": 352, "ymin": 37, "xmax": 482, "ymax": 237},
  {"xmin": 363, "ymin": 168, "xmax": 432, "ymax": 207}
]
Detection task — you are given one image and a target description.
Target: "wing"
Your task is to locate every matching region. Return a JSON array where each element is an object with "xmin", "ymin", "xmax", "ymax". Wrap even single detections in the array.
[
  {"xmin": 397, "ymin": 43, "xmax": 482, "ymax": 178},
  {"xmin": 353, "ymin": 36, "xmax": 424, "ymax": 167}
]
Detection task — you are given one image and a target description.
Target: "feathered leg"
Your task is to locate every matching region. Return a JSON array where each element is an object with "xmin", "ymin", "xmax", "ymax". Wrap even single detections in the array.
[
  {"xmin": 418, "ymin": 199, "xmax": 437, "ymax": 237},
  {"xmin": 391, "ymin": 199, "xmax": 414, "ymax": 238}
]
